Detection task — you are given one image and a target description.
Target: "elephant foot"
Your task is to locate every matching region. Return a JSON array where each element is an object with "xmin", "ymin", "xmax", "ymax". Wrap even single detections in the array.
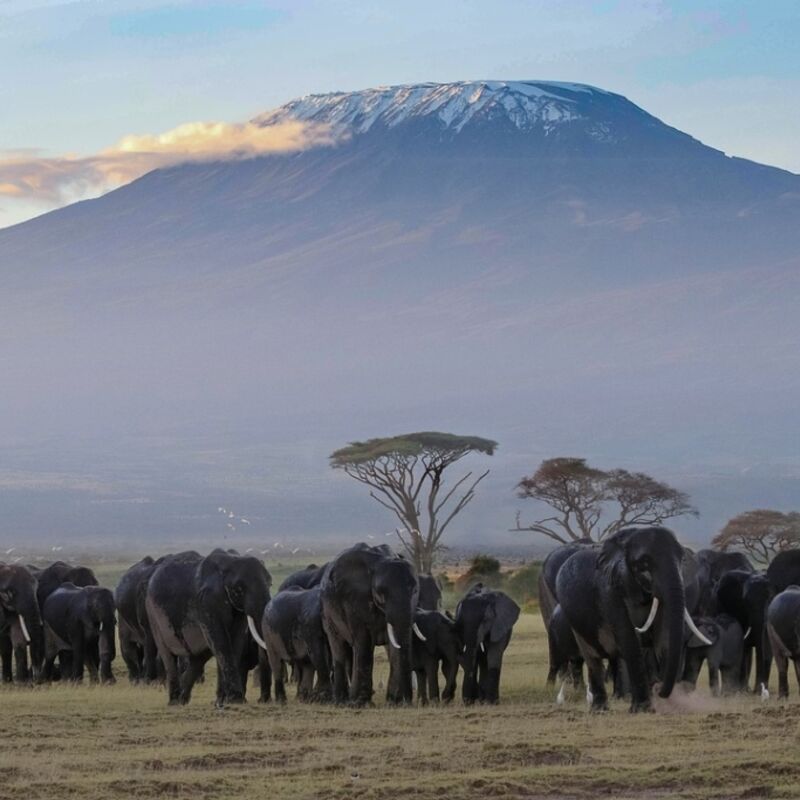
[
  {"xmin": 257, "ymin": 694, "xmax": 271, "ymax": 704},
  {"xmin": 589, "ymin": 700, "xmax": 609, "ymax": 713},
  {"xmin": 629, "ymin": 700, "xmax": 654, "ymax": 714}
]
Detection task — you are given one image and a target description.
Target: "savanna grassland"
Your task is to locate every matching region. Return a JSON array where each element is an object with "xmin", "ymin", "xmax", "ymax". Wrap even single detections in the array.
[{"xmin": 1, "ymin": 561, "xmax": 798, "ymax": 800}]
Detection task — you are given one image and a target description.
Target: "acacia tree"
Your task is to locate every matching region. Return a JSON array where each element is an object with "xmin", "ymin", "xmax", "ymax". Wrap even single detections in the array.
[
  {"xmin": 712, "ymin": 509, "xmax": 800, "ymax": 565},
  {"xmin": 512, "ymin": 457, "xmax": 697, "ymax": 544},
  {"xmin": 330, "ymin": 432, "xmax": 497, "ymax": 572}
]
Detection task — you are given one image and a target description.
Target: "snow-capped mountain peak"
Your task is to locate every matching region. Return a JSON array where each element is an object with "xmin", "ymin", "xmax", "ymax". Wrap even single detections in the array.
[{"xmin": 255, "ymin": 80, "xmax": 616, "ymax": 136}]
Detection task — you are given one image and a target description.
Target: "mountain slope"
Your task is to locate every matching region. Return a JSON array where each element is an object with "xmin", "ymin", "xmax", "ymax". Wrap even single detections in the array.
[{"xmin": 1, "ymin": 81, "xmax": 799, "ymax": 546}]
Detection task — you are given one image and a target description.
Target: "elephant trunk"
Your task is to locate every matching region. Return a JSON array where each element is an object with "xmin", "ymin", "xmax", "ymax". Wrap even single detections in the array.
[
  {"xmin": 385, "ymin": 605, "xmax": 413, "ymax": 703},
  {"xmin": 655, "ymin": 561, "xmax": 686, "ymax": 699}
]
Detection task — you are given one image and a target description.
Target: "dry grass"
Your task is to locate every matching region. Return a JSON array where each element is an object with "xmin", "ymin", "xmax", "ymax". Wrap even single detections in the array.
[{"xmin": 0, "ymin": 614, "xmax": 796, "ymax": 800}]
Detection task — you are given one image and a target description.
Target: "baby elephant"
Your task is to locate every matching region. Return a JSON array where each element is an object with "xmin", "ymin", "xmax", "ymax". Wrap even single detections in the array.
[
  {"xmin": 767, "ymin": 586, "xmax": 800, "ymax": 698},
  {"xmin": 682, "ymin": 613, "xmax": 744, "ymax": 696},
  {"xmin": 411, "ymin": 609, "xmax": 461, "ymax": 704},
  {"xmin": 546, "ymin": 604, "xmax": 583, "ymax": 689},
  {"xmin": 43, "ymin": 583, "xmax": 117, "ymax": 684}
]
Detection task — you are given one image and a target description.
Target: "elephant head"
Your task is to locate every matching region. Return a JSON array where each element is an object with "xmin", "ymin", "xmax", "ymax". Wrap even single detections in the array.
[
  {"xmin": 196, "ymin": 550, "xmax": 272, "ymax": 649},
  {"xmin": 0, "ymin": 564, "xmax": 45, "ymax": 679},
  {"xmin": 598, "ymin": 526, "xmax": 705, "ymax": 699}
]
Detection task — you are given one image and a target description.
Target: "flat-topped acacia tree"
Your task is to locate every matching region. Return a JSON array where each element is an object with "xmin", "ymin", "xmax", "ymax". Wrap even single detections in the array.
[{"xmin": 330, "ymin": 432, "xmax": 497, "ymax": 573}]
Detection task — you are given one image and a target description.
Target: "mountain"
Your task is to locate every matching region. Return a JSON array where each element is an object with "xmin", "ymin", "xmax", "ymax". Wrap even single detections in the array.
[{"xmin": 1, "ymin": 80, "xmax": 799, "ymax": 550}]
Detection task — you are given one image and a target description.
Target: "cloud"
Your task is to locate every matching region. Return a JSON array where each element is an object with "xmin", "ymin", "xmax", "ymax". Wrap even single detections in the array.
[{"xmin": 0, "ymin": 118, "xmax": 338, "ymax": 207}]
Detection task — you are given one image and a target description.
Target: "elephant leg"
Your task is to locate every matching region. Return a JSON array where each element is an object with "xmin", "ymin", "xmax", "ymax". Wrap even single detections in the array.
[
  {"xmin": 350, "ymin": 636, "xmax": 374, "ymax": 706},
  {"xmin": 326, "ymin": 627, "xmax": 350, "ymax": 705},
  {"xmin": 441, "ymin": 657, "xmax": 457, "ymax": 703},
  {"xmin": 1, "ymin": 635, "xmax": 13, "ymax": 682},
  {"xmin": 773, "ymin": 648, "xmax": 789, "ymax": 699},
  {"xmin": 179, "ymin": 652, "xmax": 210, "ymax": 705},
  {"xmin": 151, "ymin": 625, "xmax": 181, "ymax": 705},
  {"xmin": 791, "ymin": 657, "xmax": 800, "ymax": 696},
  {"xmin": 482, "ymin": 637, "xmax": 509, "ymax": 704},
  {"xmin": 299, "ymin": 662, "xmax": 316, "ymax": 701},
  {"xmin": 415, "ymin": 668, "xmax": 428, "ymax": 706},
  {"xmin": 427, "ymin": 657, "xmax": 440, "ymax": 703},
  {"xmin": 708, "ymin": 663, "xmax": 720, "ymax": 696},
  {"xmin": 118, "ymin": 621, "xmax": 141, "ymax": 683},
  {"xmin": 257, "ymin": 649, "xmax": 271, "ymax": 703},
  {"xmin": 71, "ymin": 634, "xmax": 86, "ymax": 683},
  {"xmin": 143, "ymin": 631, "xmax": 160, "ymax": 683},
  {"xmin": 741, "ymin": 647, "xmax": 753, "ymax": 692},
  {"xmin": 307, "ymin": 637, "xmax": 331, "ymax": 703},
  {"xmin": 569, "ymin": 657, "xmax": 585, "ymax": 689},
  {"xmin": 573, "ymin": 631, "xmax": 608, "ymax": 711},
  {"xmin": 13, "ymin": 643, "xmax": 29, "ymax": 683},
  {"xmin": 200, "ymin": 621, "xmax": 244, "ymax": 705}
]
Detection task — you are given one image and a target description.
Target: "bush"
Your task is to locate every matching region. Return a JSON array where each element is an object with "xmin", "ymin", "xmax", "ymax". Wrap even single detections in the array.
[{"xmin": 505, "ymin": 561, "xmax": 542, "ymax": 607}]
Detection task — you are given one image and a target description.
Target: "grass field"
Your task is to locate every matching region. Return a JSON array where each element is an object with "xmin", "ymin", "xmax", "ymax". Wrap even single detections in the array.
[{"xmin": 1, "ymin": 609, "xmax": 797, "ymax": 800}]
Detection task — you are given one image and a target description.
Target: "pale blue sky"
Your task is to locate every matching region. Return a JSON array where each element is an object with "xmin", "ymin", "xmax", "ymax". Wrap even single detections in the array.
[{"xmin": 2, "ymin": 0, "xmax": 799, "ymax": 226}]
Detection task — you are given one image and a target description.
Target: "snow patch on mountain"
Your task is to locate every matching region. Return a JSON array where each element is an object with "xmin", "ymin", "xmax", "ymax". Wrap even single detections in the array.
[{"xmin": 255, "ymin": 80, "xmax": 613, "ymax": 136}]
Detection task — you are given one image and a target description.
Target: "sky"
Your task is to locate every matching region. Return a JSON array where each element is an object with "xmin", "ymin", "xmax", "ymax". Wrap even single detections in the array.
[{"xmin": 2, "ymin": 0, "xmax": 799, "ymax": 228}]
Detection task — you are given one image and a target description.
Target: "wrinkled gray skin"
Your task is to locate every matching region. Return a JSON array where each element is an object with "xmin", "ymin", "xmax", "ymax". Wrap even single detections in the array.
[
  {"xmin": 557, "ymin": 526, "xmax": 688, "ymax": 713},
  {"xmin": 262, "ymin": 585, "xmax": 331, "ymax": 703},
  {"xmin": 546, "ymin": 603, "xmax": 584, "ymax": 689},
  {"xmin": 146, "ymin": 550, "xmax": 272, "ymax": 706},
  {"xmin": 767, "ymin": 587, "xmax": 800, "ymax": 698},
  {"xmin": 43, "ymin": 583, "xmax": 117, "ymax": 683},
  {"xmin": 682, "ymin": 613, "xmax": 744, "ymax": 695},
  {"xmin": 455, "ymin": 584, "xmax": 520, "ymax": 704},
  {"xmin": 767, "ymin": 551, "xmax": 800, "ymax": 594},
  {"xmin": 321, "ymin": 543, "xmax": 419, "ymax": 706},
  {"xmin": 411, "ymin": 609, "xmax": 460, "ymax": 704},
  {"xmin": 538, "ymin": 541, "xmax": 595, "ymax": 630},
  {"xmin": 417, "ymin": 574, "xmax": 443, "ymax": 612},
  {"xmin": 115, "ymin": 556, "xmax": 167, "ymax": 684},
  {"xmin": 0, "ymin": 564, "xmax": 45, "ymax": 683}
]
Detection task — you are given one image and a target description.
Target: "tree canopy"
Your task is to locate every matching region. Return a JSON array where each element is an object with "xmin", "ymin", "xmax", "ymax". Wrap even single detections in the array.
[
  {"xmin": 331, "ymin": 432, "xmax": 497, "ymax": 572},
  {"xmin": 512, "ymin": 457, "xmax": 697, "ymax": 543},
  {"xmin": 712, "ymin": 509, "xmax": 800, "ymax": 565}
]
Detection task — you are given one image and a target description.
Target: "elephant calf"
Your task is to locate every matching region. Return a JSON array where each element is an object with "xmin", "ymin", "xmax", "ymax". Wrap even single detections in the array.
[
  {"xmin": 546, "ymin": 604, "xmax": 584, "ymax": 690},
  {"xmin": 42, "ymin": 583, "xmax": 117, "ymax": 684},
  {"xmin": 262, "ymin": 585, "xmax": 331, "ymax": 703},
  {"xmin": 767, "ymin": 587, "xmax": 800, "ymax": 698},
  {"xmin": 682, "ymin": 613, "xmax": 744, "ymax": 695},
  {"xmin": 410, "ymin": 609, "xmax": 460, "ymax": 704}
]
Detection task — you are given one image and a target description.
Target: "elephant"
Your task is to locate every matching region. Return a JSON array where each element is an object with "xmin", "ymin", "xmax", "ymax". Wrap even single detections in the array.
[
  {"xmin": 42, "ymin": 583, "xmax": 117, "ymax": 683},
  {"xmin": 115, "ymin": 556, "xmax": 166, "ymax": 684},
  {"xmin": 262, "ymin": 585, "xmax": 331, "ymax": 703},
  {"xmin": 454, "ymin": 584, "xmax": 520, "ymax": 704},
  {"xmin": 146, "ymin": 549, "xmax": 272, "ymax": 706},
  {"xmin": 35, "ymin": 561, "xmax": 98, "ymax": 608},
  {"xmin": 278, "ymin": 563, "xmax": 328, "ymax": 593},
  {"xmin": 320, "ymin": 543, "xmax": 420, "ymax": 706},
  {"xmin": 410, "ymin": 608, "xmax": 460, "ymax": 704},
  {"xmin": 715, "ymin": 570, "xmax": 774, "ymax": 692},
  {"xmin": 546, "ymin": 603, "xmax": 584, "ymax": 690},
  {"xmin": 695, "ymin": 549, "xmax": 753, "ymax": 615},
  {"xmin": 0, "ymin": 564, "xmax": 45, "ymax": 683},
  {"xmin": 682, "ymin": 613, "xmax": 745, "ymax": 695},
  {"xmin": 557, "ymin": 525, "xmax": 710, "ymax": 712},
  {"xmin": 417, "ymin": 574, "xmax": 443, "ymax": 611},
  {"xmin": 766, "ymin": 587, "xmax": 800, "ymax": 698},
  {"xmin": 766, "ymin": 550, "xmax": 800, "ymax": 594}
]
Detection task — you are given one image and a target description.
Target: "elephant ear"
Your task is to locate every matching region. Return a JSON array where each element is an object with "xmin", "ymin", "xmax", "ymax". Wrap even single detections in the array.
[
  {"xmin": 196, "ymin": 552, "xmax": 228, "ymax": 602},
  {"xmin": 597, "ymin": 528, "xmax": 635, "ymax": 589},
  {"xmin": 489, "ymin": 593, "xmax": 520, "ymax": 642}
]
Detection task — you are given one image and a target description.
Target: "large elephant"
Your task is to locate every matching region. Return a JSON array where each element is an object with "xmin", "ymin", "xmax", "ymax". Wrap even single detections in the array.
[
  {"xmin": 0, "ymin": 564, "xmax": 45, "ymax": 683},
  {"xmin": 538, "ymin": 541, "xmax": 594, "ymax": 630},
  {"xmin": 695, "ymin": 549, "xmax": 753, "ymax": 615},
  {"xmin": 42, "ymin": 584, "xmax": 116, "ymax": 683},
  {"xmin": 715, "ymin": 569, "xmax": 774, "ymax": 692},
  {"xmin": 115, "ymin": 556, "xmax": 166, "ymax": 683},
  {"xmin": 35, "ymin": 561, "xmax": 98, "ymax": 609},
  {"xmin": 557, "ymin": 525, "xmax": 709, "ymax": 712},
  {"xmin": 411, "ymin": 608, "xmax": 460, "ymax": 704},
  {"xmin": 278, "ymin": 563, "xmax": 328, "ymax": 592},
  {"xmin": 766, "ymin": 550, "xmax": 800, "ymax": 594},
  {"xmin": 682, "ymin": 613, "xmax": 745, "ymax": 695},
  {"xmin": 321, "ymin": 543, "xmax": 420, "ymax": 706},
  {"xmin": 454, "ymin": 584, "xmax": 519, "ymax": 704},
  {"xmin": 262, "ymin": 585, "xmax": 331, "ymax": 703},
  {"xmin": 147, "ymin": 550, "xmax": 271, "ymax": 705},
  {"xmin": 766, "ymin": 587, "xmax": 800, "ymax": 698}
]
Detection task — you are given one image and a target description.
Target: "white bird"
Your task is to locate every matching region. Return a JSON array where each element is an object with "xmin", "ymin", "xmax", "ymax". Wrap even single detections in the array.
[
  {"xmin": 217, "ymin": 507, "xmax": 225, "ymax": 513},
  {"xmin": 556, "ymin": 681, "xmax": 566, "ymax": 705},
  {"xmin": 245, "ymin": 548, "xmax": 253, "ymax": 553},
  {"xmin": 761, "ymin": 683, "xmax": 770, "ymax": 701},
  {"xmin": 366, "ymin": 534, "xmax": 375, "ymax": 540},
  {"xmin": 11, "ymin": 557, "xmax": 21, "ymax": 563},
  {"xmin": 228, "ymin": 512, "xmax": 235, "ymax": 519},
  {"xmin": 385, "ymin": 531, "xmax": 394, "ymax": 537},
  {"xmin": 260, "ymin": 549, "xmax": 270, "ymax": 555},
  {"xmin": 586, "ymin": 686, "xmax": 594, "ymax": 706},
  {"xmin": 240, "ymin": 518, "xmax": 251, "ymax": 525},
  {"xmin": 292, "ymin": 548, "xmax": 300, "ymax": 554},
  {"xmin": 5, "ymin": 548, "xmax": 14, "ymax": 554},
  {"xmin": 227, "ymin": 523, "xmax": 235, "ymax": 530}
]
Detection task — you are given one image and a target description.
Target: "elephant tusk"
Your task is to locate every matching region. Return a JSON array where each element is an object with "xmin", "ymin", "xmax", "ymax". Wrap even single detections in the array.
[
  {"xmin": 634, "ymin": 597, "xmax": 659, "ymax": 633},
  {"xmin": 18, "ymin": 615, "xmax": 31, "ymax": 644},
  {"xmin": 99, "ymin": 622, "xmax": 103, "ymax": 632},
  {"xmin": 412, "ymin": 622, "xmax": 427, "ymax": 642},
  {"xmin": 586, "ymin": 686, "xmax": 594, "ymax": 706},
  {"xmin": 386, "ymin": 623, "xmax": 401, "ymax": 650},
  {"xmin": 480, "ymin": 641, "xmax": 485, "ymax": 653},
  {"xmin": 744, "ymin": 627, "xmax": 752, "ymax": 640},
  {"xmin": 684, "ymin": 609, "xmax": 713, "ymax": 646},
  {"xmin": 247, "ymin": 615, "xmax": 268, "ymax": 651}
]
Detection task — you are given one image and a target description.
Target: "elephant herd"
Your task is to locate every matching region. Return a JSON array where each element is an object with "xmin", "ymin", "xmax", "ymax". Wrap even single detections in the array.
[
  {"xmin": 0, "ymin": 543, "xmax": 521, "ymax": 708},
  {"xmin": 541, "ymin": 526, "xmax": 800, "ymax": 711}
]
